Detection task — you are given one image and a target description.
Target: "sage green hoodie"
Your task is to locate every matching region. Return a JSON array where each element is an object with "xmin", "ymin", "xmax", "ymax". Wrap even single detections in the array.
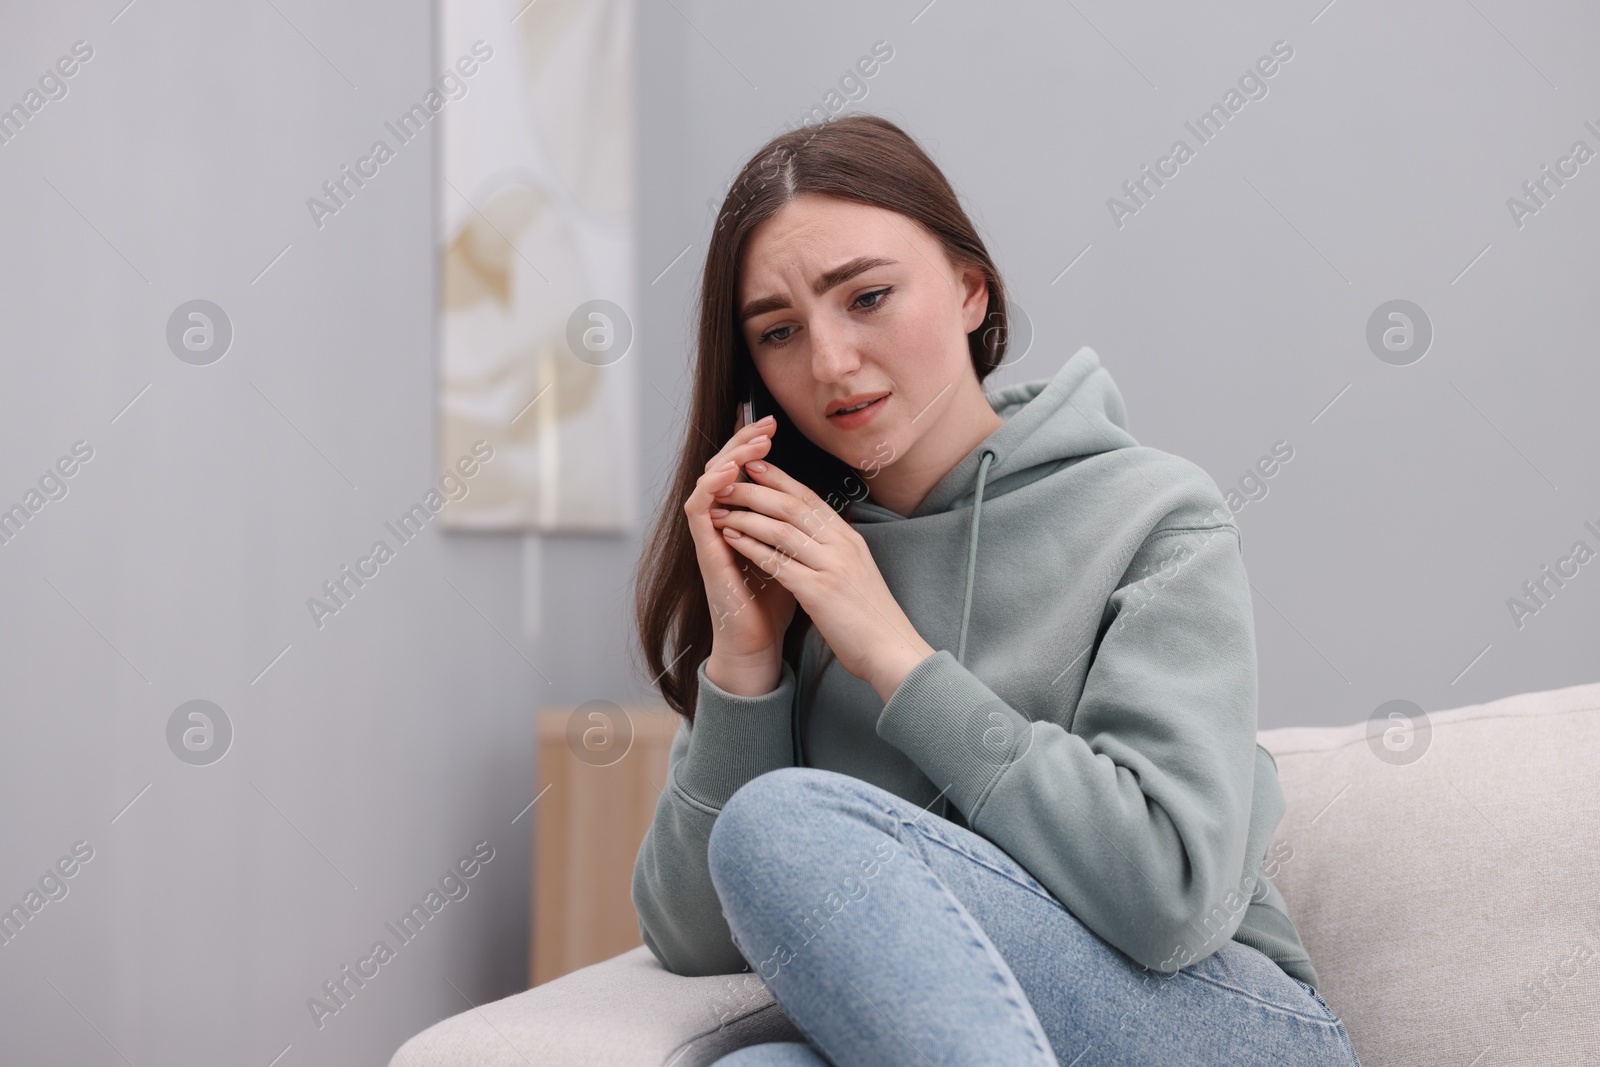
[{"xmin": 632, "ymin": 346, "xmax": 1319, "ymax": 991}]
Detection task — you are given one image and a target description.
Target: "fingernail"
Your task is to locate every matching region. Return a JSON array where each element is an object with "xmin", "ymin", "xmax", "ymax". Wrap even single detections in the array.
[
  {"xmin": 748, "ymin": 434, "xmax": 768, "ymax": 447},
  {"xmin": 759, "ymin": 414, "xmax": 776, "ymax": 425},
  {"xmin": 709, "ymin": 507, "xmax": 729, "ymax": 518},
  {"xmin": 716, "ymin": 484, "xmax": 735, "ymax": 496},
  {"xmin": 717, "ymin": 460, "xmax": 737, "ymax": 471},
  {"xmin": 723, "ymin": 528, "xmax": 743, "ymax": 539},
  {"xmin": 748, "ymin": 460, "xmax": 768, "ymax": 473}
]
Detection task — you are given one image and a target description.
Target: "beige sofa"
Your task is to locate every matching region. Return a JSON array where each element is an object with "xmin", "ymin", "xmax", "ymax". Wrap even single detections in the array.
[{"xmin": 390, "ymin": 681, "xmax": 1600, "ymax": 1067}]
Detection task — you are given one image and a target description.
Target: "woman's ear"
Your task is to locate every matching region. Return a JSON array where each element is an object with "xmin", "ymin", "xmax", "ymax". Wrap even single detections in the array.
[{"xmin": 959, "ymin": 265, "xmax": 989, "ymax": 334}]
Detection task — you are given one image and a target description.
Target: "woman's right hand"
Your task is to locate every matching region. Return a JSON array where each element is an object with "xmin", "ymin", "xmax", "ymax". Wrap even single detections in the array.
[{"xmin": 683, "ymin": 413, "xmax": 798, "ymax": 696}]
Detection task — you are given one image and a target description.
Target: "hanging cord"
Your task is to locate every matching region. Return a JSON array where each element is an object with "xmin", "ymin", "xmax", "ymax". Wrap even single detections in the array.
[{"xmin": 956, "ymin": 449, "xmax": 997, "ymax": 667}]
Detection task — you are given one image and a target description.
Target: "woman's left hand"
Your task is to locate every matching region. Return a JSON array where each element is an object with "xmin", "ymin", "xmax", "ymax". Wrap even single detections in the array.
[{"xmin": 709, "ymin": 454, "xmax": 937, "ymax": 703}]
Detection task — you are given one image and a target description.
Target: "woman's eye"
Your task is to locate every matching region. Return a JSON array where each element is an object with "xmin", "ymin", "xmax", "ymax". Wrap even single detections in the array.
[
  {"xmin": 855, "ymin": 286, "xmax": 892, "ymax": 311},
  {"xmin": 758, "ymin": 287, "xmax": 892, "ymax": 347}
]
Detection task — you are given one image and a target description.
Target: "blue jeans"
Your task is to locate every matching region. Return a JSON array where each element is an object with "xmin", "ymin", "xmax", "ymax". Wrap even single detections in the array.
[{"xmin": 705, "ymin": 767, "xmax": 1361, "ymax": 1067}]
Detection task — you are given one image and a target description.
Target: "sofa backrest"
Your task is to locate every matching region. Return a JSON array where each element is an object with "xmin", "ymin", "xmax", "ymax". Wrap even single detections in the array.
[{"xmin": 1258, "ymin": 681, "xmax": 1600, "ymax": 1067}]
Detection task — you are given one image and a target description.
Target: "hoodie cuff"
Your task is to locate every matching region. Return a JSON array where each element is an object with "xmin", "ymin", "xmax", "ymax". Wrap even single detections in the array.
[
  {"xmin": 674, "ymin": 657, "xmax": 797, "ymax": 809},
  {"xmin": 875, "ymin": 649, "xmax": 1033, "ymax": 822}
]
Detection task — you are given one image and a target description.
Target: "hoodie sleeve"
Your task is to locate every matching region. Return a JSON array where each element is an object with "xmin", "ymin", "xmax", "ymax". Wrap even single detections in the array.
[
  {"xmin": 874, "ymin": 519, "xmax": 1260, "ymax": 973},
  {"xmin": 630, "ymin": 656, "xmax": 797, "ymax": 976}
]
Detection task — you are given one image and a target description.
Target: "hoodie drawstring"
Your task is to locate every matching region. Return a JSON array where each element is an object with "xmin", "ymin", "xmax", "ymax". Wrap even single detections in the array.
[
  {"xmin": 941, "ymin": 447, "xmax": 996, "ymax": 824},
  {"xmin": 956, "ymin": 449, "xmax": 997, "ymax": 668}
]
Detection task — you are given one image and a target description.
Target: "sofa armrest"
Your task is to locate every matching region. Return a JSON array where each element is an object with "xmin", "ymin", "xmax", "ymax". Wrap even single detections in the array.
[{"xmin": 389, "ymin": 946, "xmax": 802, "ymax": 1067}]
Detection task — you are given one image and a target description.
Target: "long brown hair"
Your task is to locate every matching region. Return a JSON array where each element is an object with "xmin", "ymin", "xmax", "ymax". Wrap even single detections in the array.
[{"xmin": 631, "ymin": 114, "xmax": 1013, "ymax": 722}]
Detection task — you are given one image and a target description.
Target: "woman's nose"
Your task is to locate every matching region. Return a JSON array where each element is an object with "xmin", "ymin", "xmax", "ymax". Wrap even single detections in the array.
[{"xmin": 808, "ymin": 319, "xmax": 861, "ymax": 383}]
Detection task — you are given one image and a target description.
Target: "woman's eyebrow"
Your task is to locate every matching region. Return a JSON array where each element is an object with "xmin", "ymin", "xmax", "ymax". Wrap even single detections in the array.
[{"xmin": 739, "ymin": 256, "xmax": 899, "ymax": 322}]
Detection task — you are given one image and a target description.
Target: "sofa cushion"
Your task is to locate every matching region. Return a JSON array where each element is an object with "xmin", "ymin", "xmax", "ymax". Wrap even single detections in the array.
[
  {"xmin": 1258, "ymin": 680, "xmax": 1600, "ymax": 1067},
  {"xmin": 388, "ymin": 944, "xmax": 795, "ymax": 1067},
  {"xmin": 391, "ymin": 680, "xmax": 1600, "ymax": 1066}
]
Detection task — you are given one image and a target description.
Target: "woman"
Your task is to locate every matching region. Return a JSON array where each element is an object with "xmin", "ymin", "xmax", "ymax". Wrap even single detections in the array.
[{"xmin": 631, "ymin": 115, "xmax": 1360, "ymax": 1067}]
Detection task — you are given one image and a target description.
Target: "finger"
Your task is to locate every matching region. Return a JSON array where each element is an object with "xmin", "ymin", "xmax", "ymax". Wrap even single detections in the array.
[
  {"xmin": 704, "ymin": 416, "xmax": 777, "ymax": 472},
  {"xmin": 715, "ymin": 508, "xmax": 824, "ymax": 568},
  {"xmin": 701, "ymin": 433, "xmax": 771, "ymax": 489},
  {"xmin": 721, "ymin": 522, "xmax": 818, "ymax": 584},
  {"xmin": 714, "ymin": 482, "xmax": 832, "ymax": 545},
  {"xmin": 718, "ymin": 468, "xmax": 837, "ymax": 536},
  {"xmin": 688, "ymin": 475, "xmax": 756, "ymax": 604},
  {"xmin": 690, "ymin": 460, "xmax": 742, "ymax": 509},
  {"xmin": 686, "ymin": 463, "xmax": 745, "ymax": 554},
  {"xmin": 730, "ymin": 432, "xmax": 774, "ymax": 479},
  {"xmin": 744, "ymin": 458, "xmax": 829, "ymax": 512}
]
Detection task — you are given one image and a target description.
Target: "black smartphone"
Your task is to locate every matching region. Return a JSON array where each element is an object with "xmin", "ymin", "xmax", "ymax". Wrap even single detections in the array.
[{"xmin": 735, "ymin": 364, "xmax": 866, "ymax": 512}]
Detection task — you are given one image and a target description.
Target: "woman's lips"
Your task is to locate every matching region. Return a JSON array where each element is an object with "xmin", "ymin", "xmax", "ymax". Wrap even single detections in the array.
[{"xmin": 826, "ymin": 394, "xmax": 887, "ymax": 429}]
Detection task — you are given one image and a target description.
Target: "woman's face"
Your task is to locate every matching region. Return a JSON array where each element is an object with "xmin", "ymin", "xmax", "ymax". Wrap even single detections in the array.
[{"xmin": 737, "ymin": 194, "xmax": 990, "ymax": 479}]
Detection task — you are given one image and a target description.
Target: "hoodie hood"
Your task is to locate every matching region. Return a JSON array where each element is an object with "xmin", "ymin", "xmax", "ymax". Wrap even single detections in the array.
[
  {"xmin": 847, "ymin": 346, "xmax": 1138, "ymax": 665},
  {"xmin": 849, "ymin": 346, "xmax": 1137, "ymax": 524}
]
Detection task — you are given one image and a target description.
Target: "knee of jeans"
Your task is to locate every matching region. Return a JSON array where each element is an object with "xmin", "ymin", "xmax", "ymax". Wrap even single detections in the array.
[
  {"xmin": 713, "ymin": 767, "xmax": 807, "ymax": 844},
  {"xmin": 710, "ymin": 768, "xmax": 840, "ymax": 865}
]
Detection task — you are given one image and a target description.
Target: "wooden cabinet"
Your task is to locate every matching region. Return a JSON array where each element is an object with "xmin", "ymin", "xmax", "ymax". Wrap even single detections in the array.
[{"xmin": 530, "ymin": 703, "xmax": 681, "ymax": 986}]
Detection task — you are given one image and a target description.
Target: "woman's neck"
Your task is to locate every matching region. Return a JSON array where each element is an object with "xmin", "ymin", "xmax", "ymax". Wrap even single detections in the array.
[{"xmin": 860, "ymin": 389, "xmax": 1005, "ymax": 517}]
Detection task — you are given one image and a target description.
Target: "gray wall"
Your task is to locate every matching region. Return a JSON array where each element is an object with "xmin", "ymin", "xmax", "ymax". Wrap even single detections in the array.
[
  {"xmin": 1, "ymin": 0, "xmax": 1596, "ymax": 1064},
  {"xmin": 0, "ymin": 1, "xmax": 538, "ymax": 1064}
]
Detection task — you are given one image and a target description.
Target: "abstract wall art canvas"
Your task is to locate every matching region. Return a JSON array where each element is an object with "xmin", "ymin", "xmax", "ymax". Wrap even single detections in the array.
[{"xmin": 438, "ymin": 0, "xmax": 636, "ymax": 531}]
